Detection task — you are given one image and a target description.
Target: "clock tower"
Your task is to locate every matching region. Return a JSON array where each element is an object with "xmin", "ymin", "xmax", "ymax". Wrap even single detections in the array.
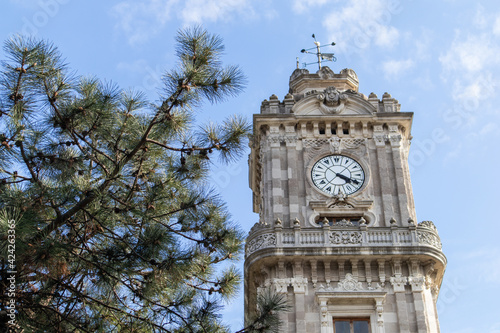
[{"xmin": 244, "ymin": 67, "xmax": 446, "ymax": 333}]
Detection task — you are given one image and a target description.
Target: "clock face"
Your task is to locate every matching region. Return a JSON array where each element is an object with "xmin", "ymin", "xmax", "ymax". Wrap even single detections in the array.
[{"xmin": 311, "ymin": 155, "xmax": 365, "ymax": 196}]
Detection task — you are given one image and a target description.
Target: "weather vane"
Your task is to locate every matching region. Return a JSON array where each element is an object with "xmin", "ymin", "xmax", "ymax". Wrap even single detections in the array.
[{"xmin": 299, "ymin": 34, "xmax": 336, "ymax": 70}]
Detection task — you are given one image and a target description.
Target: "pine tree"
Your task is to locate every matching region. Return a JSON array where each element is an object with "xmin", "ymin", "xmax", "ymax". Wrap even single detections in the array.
[{"xmin": 0, "ymin": 27, "xmax": 285, "ymax": 332}]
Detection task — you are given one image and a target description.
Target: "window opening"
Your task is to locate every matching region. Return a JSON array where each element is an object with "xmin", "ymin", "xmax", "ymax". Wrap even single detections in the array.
[{"xmin": 333, "ymin": 318, "xmax": 370, "ymax": 333}]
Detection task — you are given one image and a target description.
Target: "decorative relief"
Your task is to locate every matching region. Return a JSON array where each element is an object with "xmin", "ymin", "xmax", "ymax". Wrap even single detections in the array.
[
  {"xmin": 374, "ymin": 134, "xmax": 387, "ymax": 147},
  {"xmin": 337, "ymin": 273, "xmax": 363, "ymax": 291},
  {"xmin": 389, "ymin": 276, "xmax": 407, "ymax": 292},
  {"xmin": 320, "ymin": 300, "xmax": 328, "ymax": 327},
  {"xmin": 291, "ymin": 276, "xmax": 308, "ymax": 293},
  {"xmin": 304, "ymin": 138, "xmax": 366, "ymax": 160},
  {"xmin": 388, "ymin": 124, "xmax": 399, "ymax": 132},
  {"xmin": 270, "ymin": 278, "xmax": 289, "ymax": 294},
  {"xmin": 304, "ymin": 138, "xmax": 329, "ymax": 148},
  {"xmin": 334, "ymin": 218, "xmax": 355, "ymax": 227},
  {"xmin": 246, "ymin": 233, "xmax": 276, "ymax": 255},
  {"xmin": 317, "ymin": 273, "xmax": 382, "ymax": 293},
  {"xmin": 267, "ymin": 134, "xmax": 298, "ymax": 145},
  {"xmin": 330, "ymin": 231, "xmax": 362, "ymax": 244},
  {"xmin": 417, "ymin": 221, "xmax": 442, "ymax": 249},
  {"xmin": 418, "ymin": 220, "xmax": 438, "ymax": 232},
  {"xmin": 317, "ymin": 86, "xmax": 348, "ymax": 114},
  {"xmin": 318, "ymin": 66, "xmax": 335, "ymax": 79},
  {"xmin": 329, "ymin": 201, "xmax": 354, "ymax": 209},
  {"xmin": 304, "ymin": 140, "xmax": 329, "ymax": 164},
  {"xmin": 283, "ymin": 135, "xmax": 298, "ymax": 144},
  {"xmin": 328, "ymin": 192, "xmax": 354, "ymax": 209},
  {"xmin": 408, "ymin": 276, "xmax": 426, "ymax": 292},
  {"xmin": 329, "ymin": 137, "xmax": 341, "ymax": 153},
  {"xmin": 417, "ymin": 231, "xmax": 442, "ymax": 250},
  {"xmin": 263, "ymin": 277, "xmax": 308, "ymax": 294},
  {"xmin": 389, "ymin": 134, "xmax": 402, "ymax": 147},
  {"xmin": 343, "ymin": 138, "xmax": 365, "ymax": 149}
]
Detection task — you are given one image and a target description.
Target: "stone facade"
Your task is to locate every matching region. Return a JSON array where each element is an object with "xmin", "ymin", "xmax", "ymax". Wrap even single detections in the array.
[{"xmin": 244, "ymin": 67, "xmax": 446, "ymax": 333}]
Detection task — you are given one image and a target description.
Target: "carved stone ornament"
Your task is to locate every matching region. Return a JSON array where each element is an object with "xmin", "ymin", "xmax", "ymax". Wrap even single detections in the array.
[
  {"xmin": 329, "ymin": 192, "xmax": 355, "ymax": 209},
  {"xmin": 337, "ymin": 273, "xmax": 363, "ymax": 291},
  {"xmin": 330, "ymin": 231, "xmax": 362, "ymax": 244},
  {"xmin": 291, "ymin": 276, "xmax": 308, "ymax": 293},
  {"xmin": 408, "ymin": 276, "xmax": 426, "ymax": 292},
  {"xmin": 246, "ymin": 233, "xmax": 276, "ymax": 256},
  {"xmin": 417, "ymin": 231, "xmax": 442, "ymax": 250},
  {"xmin": 389, "ymin": 276, "xmax": 407, "ymax": 292},
  {"xmin": 417, "ymin": 221, "xmax": 442, "ymax": 249},
  {"xmin": 343, "ymin": 138, "xmax": 366, "ymax": 149},
  {"xmin": 318, "ymin": 86, "xmax": 348, "ymax": 114},
  {"xmin": 418, "ymin": 220, "xmax": 438, "ymax": 232},
  {"xmin": 334, "ymin": 218, "xmax": 354, "ymax": 227},
  {"xmin": 271, "ymin": 278, "xmax": 289, "ymax": 294},
  {"xmin": 329, "ymin": 137, "xmax": 341, "ymax": 153}
]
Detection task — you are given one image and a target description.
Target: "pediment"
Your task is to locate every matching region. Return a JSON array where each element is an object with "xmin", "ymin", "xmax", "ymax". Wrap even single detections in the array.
[{"xmin": 291, "ymin": 88, "xmax": 376, "ymax": 116}]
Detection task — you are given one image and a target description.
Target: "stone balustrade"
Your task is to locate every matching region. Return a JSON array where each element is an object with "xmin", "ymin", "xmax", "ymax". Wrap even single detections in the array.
[{"xmin": 245, "ymin": 221, "xmax": 442, "ymax": 259}]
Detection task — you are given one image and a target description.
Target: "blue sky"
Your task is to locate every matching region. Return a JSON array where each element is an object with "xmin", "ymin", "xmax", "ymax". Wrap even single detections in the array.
[{"xmin": 2, "ymin": 0, "xmax": 500, "ymax": 332}]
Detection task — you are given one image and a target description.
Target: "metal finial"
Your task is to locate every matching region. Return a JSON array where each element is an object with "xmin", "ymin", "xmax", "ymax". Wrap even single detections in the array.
[{"xmin": 299, "ymin": 34, "xmax": 337, "ymax": 70}]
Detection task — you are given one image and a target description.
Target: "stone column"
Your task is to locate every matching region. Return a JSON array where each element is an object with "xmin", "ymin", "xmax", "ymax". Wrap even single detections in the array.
[
  {"xmin": 285, "ymin": 126, "xmax": 299, "ymax": 223},
  {"xmin": 388, "ymin": 124, "xmax": 413, "ymax": 224},
  {"xmin": 374, "ymin": 125, "xmax": 394, "ymax": 225},
  {"xmin": 269, "ymin": 126, "xmax": 283, "ymax": 222},
  {"xmin": 375, "ymin": 297, "xmax": 386, "ymax": 333},
  {"xmin": 319, "ymin": 299, "xmax": 329, "ymax": 333},
  {"xmin": 390, "ymin": 259, "xmax": 409, "ymax": 332},
  {"xmin": 408, "ymin": 276, "xmax": 429, "ymax": 333},
  {"xmin": 292, "ymin": 261, "xmax": 307, "ymax": 332}
]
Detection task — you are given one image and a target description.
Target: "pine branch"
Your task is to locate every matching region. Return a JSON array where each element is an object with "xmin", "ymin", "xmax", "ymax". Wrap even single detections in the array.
[{"xmin": 0, "ymin": 28, "xmax": 256, "ymax": 332}]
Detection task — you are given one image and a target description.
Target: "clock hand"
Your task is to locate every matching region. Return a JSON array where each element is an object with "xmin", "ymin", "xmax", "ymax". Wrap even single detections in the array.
[
  {"xmin": 335, "ymin": 173, "xmax": 360, "ymax": 185},
  {"xmin": 335, "ymin": 173, "xmax": 351, "ymax": 183}
]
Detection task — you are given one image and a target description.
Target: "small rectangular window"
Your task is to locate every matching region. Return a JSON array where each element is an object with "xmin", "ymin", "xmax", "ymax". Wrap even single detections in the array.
[{"xmin": 333, "ymin": 318, "xmax": 370, "ymax": 333}]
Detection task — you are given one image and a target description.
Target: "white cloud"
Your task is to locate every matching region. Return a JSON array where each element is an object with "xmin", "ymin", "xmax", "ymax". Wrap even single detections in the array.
[
  {"xmin": 413, "ymin": 29, "xmax": 433, "ymax": 61},
  {"xmin": 321, "ymin": 0, "xmax": 402, "ymax": 53},
  {"xmin": 179, "ymin": 0, "xmax": 251, "ymax": 25},
  {"xmin": 464, "ymin": 247, "xmax": 500, "ymax": 283},
  {"xmin": 449, "ymin": 72, "xmax": 497, "ymax": 107},
  {"xmin": 375, "ymin": 25, "xmax": 399, "ymax": 47},
  {"xmin": 439, "ymin": 22, "xmax": 500, "ymax": 112},
  {"xmin": 382, "ymin": 58, "xmax": 414, "ymax": 79},
  {"xmin": 494, "ymin": 14, "xmax": 500, "ymax": 36},
  {"xmin": 112, "ymin": 0, "xmax": 254, "ymax": 44},
  {"xmin": 479, "ymin": 122, "xmax": 498, "ymax": 136},
  {"xmin": 440, "ymin": 33, "xmax": 500, "ymax": 74},
  {"xmin": 442, "ymin": 142, "xmax": 462, "ymax": 165},
  {"xmin": 473, "ymin": 5, "xmax": 488, "ymax": 30},
  {"xmin": 292, "ymin": 0, "xmax": 329, "ymax": 14},
  {"xmin": 112, "ymin": 0, "xmax": 179, "ymax": 45},
  {"xmin": 9, "ymin": 0, "xmax": 39, "ymax": 8}
]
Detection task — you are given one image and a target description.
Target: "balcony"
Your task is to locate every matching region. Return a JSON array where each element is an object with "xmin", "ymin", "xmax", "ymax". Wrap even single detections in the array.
[{"xmin": 245, "ymin": 220, "xmax": 444, "ymax": 262}]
